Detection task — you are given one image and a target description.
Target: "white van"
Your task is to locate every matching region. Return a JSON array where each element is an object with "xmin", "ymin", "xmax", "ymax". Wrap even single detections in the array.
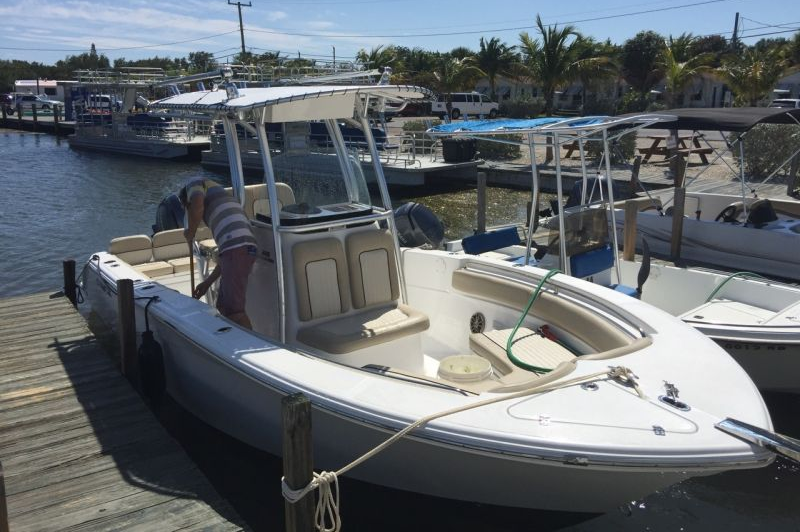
[
  {"xmin": 768, "ymin": 99, "xmax": 800, "ymax": 109},
  {"xmin": 86, "ymin": 94, "xmax": 118, "ymax": 112},
  {"xmin": 431, "ymin": 92, "xmax": 499, "ymax": 119}
]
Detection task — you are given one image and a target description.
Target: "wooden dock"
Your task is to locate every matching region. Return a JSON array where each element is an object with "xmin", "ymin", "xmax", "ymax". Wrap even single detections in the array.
[{"xmin": 0, "ymin": 292, "xmax": 247, "ymax": 531}]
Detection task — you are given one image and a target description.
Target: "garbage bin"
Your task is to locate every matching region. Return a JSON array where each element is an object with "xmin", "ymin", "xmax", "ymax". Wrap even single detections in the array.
[{"xmin": 442, "ymin": 138, "xmax": 477, "ymax": 162}]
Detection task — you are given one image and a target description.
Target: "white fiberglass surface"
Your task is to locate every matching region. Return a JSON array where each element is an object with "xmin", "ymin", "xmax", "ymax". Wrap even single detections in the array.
[{"xmin": 618, "ymin": 261, "xmax": 800, "ymax": 317}]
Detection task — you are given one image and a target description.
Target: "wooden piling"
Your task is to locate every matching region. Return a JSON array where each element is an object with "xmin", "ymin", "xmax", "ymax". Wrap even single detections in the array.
[
  {"xmin": 623, "ymin": 200, "xmax": 639, "ymax": 262},
  {"xmin": 16, "ymin": 104, "xmax": 23, "ymax": 129},
  {"xmin": 282, "ymin": 393, "xmax": 315, "ymax": 532},
  {"xmin": 53, "ymin": 104, "xmax": 60, "ymax": 135},
  {"xmin": 1, "ymin": 104, "xmax": 6, "ymax": 121},
  {"xmin": 62, "ymin": 259, "xmax": 77, "ymax": 308},
  {"xmin": 629, "ymin": 155, "xmax": 642, "ymax": 196},
  {"xmin": 476, "ymin": 172, "xmax": 487, "ymax": 234},
  {"xmin": 31, "ymin": 104, "xmax": 38, "ymax": 131},
  {"xmin": 0, "ymin": 461, "xmax": 9, "ymax": 532},
  {"xmin": 670, "ymin": 187, "xmax": 686, "ymax": 260},
  {"xmin": 116, "ymin": 278, "xmax": 139, "ymax": 386}
]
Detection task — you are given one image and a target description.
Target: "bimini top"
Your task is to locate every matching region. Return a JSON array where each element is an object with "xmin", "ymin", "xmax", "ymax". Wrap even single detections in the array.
[
  {"xmin": 427, "ymin": 114, "xmax": 675, "ymax": 136},
  {"xmin": 621, "ymin": 106, "xmax": 800, "ymax": 132},
  {"xmin": 149, "ymin": 84, "xmax": 432, "ymax": 122}
]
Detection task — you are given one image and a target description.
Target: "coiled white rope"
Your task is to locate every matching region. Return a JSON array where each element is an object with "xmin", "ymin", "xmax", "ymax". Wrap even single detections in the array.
[{"xmin": 281, "ymin": 365, "xmax": 644, "ymax": 531}]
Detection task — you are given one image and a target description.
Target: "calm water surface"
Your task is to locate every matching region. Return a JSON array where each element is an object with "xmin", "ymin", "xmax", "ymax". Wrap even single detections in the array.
[{"xmin": 2, "ymin": 130, "xmax": 798, "ymax": 531}]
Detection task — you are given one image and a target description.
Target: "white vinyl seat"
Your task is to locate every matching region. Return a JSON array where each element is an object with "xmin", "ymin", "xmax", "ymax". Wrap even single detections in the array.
[
  {"xmin": 152, "ymin": 229, "xmax": 191, "ymax": 273},
  {"xmin": 109, "ymin": 235, "xmax": 153, "ymax": 265},
  {"xmin": 243, "ymin": 183, "xmax": 296, "ymax": 219},
  {"xmin": 293, "ymin": 230, "xmax": 429, "ymax": 354}
]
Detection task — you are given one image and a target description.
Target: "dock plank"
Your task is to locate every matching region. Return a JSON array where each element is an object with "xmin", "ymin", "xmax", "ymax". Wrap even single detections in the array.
[{"xmin": 0, "ymin": 293, "xmax": 246, "ymax": 531}]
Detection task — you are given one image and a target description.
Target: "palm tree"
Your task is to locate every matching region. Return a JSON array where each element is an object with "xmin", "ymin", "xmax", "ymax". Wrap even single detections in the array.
[
  {"xmin": 475, "ymin": 37, "xmax": 518, "ymax": 100},
  {"xmin": 659, "ymin": 40, "xmax": 713, "ymax": 106},
  {"xmin": 356, "ymin": 45, "xmax": 402, "ymax": 72},
  {"xmin": 717, "ymin": 47, "xmax": 790, "ymax": 106},
  {"xmin": 572, "ymin": 37, "xmax": 619, "ymax": 112},
  {"xmin": 518, "ymin": 15, "xmax": 582, "ymax": 116}
]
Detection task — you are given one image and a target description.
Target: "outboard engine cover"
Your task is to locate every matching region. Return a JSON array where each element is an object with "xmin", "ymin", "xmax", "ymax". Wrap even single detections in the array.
[
  {"xmin": 152, "ymin": 193, "xmax": 185, "ymax": 234},
  {"xmin": 393, "ymin": 202, "xmax": 445, "ymax": 249}
]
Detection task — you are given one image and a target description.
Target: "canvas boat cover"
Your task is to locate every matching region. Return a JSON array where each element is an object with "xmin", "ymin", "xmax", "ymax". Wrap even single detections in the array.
[{"xmin": 622, "ymin": 107, "xmax": 800, "ymax": 132}]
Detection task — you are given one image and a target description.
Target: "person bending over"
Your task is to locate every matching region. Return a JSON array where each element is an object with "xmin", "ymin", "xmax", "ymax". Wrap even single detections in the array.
[{"xmin": 180, "ymin": 178, "xmax": 256, "ymax": 329}]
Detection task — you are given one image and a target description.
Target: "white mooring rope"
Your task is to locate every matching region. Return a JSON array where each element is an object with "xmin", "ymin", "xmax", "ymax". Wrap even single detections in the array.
[{"xmin": 281, "ymin": 365, "xmax": 645, "ymax": 531}]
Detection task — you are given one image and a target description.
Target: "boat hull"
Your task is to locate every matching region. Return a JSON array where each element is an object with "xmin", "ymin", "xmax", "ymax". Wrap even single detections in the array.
[
  {"xmin": 81, "ymin": 268, "xmax": 750, "ymax": 513},
  {"xmin": 710, "ymin": 336, "xmax": 800, "ymax": 394},
  {"xmin": 68, "ymin": 135, "xmax": 209, "ymax": 160}
]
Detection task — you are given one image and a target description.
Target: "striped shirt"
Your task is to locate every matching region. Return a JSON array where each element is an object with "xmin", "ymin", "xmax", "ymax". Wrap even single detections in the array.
[{"xmin": 185, "ymin": 179, "xmax": 256, "ymax": 255}]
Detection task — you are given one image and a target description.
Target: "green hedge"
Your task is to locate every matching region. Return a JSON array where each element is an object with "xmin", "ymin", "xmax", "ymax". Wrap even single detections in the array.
[{"xmin": 731, "ymin": 124, "xmax": 800, "ymax": 178}]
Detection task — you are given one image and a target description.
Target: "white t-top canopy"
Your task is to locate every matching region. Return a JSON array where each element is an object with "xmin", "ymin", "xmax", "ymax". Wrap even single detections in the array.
[{"xmin": 150, "ymin": 84, "xmax": 431, "ymax": 122}]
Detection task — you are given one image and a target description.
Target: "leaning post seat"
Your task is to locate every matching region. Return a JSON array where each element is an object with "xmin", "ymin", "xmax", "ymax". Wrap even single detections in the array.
[
  {"xmin": 293, "ymin": 230, "xmax": 430, "ymax": 355},
  {"xmin": 227, "ymin": 183, "xmax": 296, "ymax": 220}
]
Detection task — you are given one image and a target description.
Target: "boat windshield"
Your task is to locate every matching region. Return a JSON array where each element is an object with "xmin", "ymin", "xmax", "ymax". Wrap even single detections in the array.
[
  {"xmin": 266, "ymin": 120, "xmax": 373, "ymax": 225},
  {"xmin": 547, "ymin": 206, "xmax": 610, "ymax": 256}
]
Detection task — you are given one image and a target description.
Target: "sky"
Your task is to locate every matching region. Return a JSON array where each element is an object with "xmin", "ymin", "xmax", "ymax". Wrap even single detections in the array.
[{"xmin": 0, "ymin": 0, "xmax": 797, "ymax": 68}]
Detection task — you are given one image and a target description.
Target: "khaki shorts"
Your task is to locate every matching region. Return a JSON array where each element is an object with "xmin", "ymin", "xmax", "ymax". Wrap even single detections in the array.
[{"xmin": 216, "ymin": 245, "xmax": 256, "ymax": 317}]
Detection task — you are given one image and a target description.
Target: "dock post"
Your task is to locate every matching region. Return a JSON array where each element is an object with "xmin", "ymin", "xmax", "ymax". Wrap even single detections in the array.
[
  {"xmin": 629, "ymin": 155, "xmax": 642, "ymax": 196},
  {"xmin": 116, "ymin": 279, "xmax": 139, "ymax": 386},
  {"xmin": 31, "ymin": 104, "xmax": 38, "ymax": 131},
  {"xmin": 670, "ymin": 187, "xmax": 686, "ymax": 260},
  {"xmin": 623, "ymin": 200, "xmax": 639, "ymax": 262},
  {"xmin": 53, "ymin": 104, "xmax": 60, "ymax": 135},
  {"xmin": 0, "ymin": 461, "xmax": 8, "ymax": 532},
  {"xmin": 476, "ymin": 171, "xmax": 487, "ymax": 234},
  {"xmin": 63, "ymin": 259, "xmax": 77, "ymax": 308},
  {"xmin": 1, "ymin": 104, "xmax": 6, "ymax": 122},
  {"xmin": 282, "ymin": 393, "xmax": 315, "ymax": 532},
  {"xmin": 16, "ymin": 104, "xmax": 23, "ymax": 129}
]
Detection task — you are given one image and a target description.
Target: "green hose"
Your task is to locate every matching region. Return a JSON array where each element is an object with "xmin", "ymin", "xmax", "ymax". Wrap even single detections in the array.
[
  {"xmin": 705, "ymin": 271, "xmax": 769, "ymax": 303},
  {"xmin": 506, "ymin": 269, "xmax": 561, "ymax": 374}
]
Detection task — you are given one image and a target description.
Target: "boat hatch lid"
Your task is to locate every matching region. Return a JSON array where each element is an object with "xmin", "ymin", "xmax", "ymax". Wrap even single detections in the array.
[{"xmin": 149, "ymin": 85, "xmax": 432, "ymax": 121}]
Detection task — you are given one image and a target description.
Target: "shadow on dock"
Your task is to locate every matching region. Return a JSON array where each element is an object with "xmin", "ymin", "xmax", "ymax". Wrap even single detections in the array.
[{"xmin": 0, "ymin": 293, "xmax": 246, "ymax": 531}]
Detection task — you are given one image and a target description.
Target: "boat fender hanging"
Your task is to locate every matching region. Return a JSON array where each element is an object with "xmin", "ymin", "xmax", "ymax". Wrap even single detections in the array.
[{"xmin": 138, "ymin": 297, "xmax": 166, "ymax": 408}]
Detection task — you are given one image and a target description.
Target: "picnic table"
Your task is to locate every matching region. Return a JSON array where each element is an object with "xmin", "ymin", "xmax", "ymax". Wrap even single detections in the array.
[{"xmin": 638, "ymin": 133, "xmax": 712, "ymax": 164}]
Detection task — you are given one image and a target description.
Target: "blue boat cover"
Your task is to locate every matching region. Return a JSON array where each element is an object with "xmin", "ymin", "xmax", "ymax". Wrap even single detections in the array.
[{"xmin": 429, "ymin": 116, "xmax": 609, "ymax": 135}]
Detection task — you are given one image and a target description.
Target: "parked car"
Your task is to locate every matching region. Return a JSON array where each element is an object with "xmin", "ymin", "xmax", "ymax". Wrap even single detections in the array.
[
  {"xmin": 0, "ymin": 93, "xmax": 12, "ymax": 108},
  {"xmin": 768, "ymin": 98, "xmax": 800, "ymax": 109},
  {"xmin": 431, "ymin": 92, "xmax": 499, "ymax": 119},
  {"xmin": 6, "ymin": 93, "xmax": 62, "ymax": 114}
]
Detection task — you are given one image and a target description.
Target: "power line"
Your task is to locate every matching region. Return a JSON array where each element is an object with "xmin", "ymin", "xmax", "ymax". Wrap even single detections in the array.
[
  {"xmin": 244, "ymin": 0, "xmax": 735, "ymax": 39},
  {"xmin": 0, "ymin": 30, "xmax": 241, "ymax": 53}
]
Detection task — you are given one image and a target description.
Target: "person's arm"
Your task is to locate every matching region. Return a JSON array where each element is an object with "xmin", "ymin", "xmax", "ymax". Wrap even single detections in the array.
[
  {"xmin": 184, "ymin": 193, "xmax": 204, "ymax": 244},
  {"xmin": 193, "ymin": 264, "xmax": 221, "ymax": 299}
]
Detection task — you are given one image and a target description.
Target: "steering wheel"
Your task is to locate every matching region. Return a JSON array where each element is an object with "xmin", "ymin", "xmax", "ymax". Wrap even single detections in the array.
[{"xmin": 714, "ymin": 204, "xmax": 740, "ymax": 223}]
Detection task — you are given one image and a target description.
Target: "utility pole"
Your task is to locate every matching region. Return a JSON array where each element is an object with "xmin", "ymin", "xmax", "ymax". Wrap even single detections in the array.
[
  {"xmin": 332, "ymin": 46, "xmax": 336, "ymax": 72},
  {"xmin": 731, "ymin": 12, "xmax": 740, "ymax": 51},
  {"xmin": 228, "ymin": 0, "xmax": 252, "ymax": 57}
]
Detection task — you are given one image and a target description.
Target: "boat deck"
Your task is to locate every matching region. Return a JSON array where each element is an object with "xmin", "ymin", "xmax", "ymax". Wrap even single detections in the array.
[{"xmin": 0, "ymin": 292, "xmax": 246, "ymax": 531}]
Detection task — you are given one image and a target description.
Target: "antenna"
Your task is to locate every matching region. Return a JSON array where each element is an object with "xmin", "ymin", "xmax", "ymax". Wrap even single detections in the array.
[{"xmin": 228, "ymin": 0, "xmax": 252, "ymax": 57}]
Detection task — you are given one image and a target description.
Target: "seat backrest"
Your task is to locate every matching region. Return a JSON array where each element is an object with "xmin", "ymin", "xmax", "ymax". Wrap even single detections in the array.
[
  {"xmin": 292, "ymin": 238, "xmax": 351, "ymax": 321},
  {"xmin": 346, "ymin": 230, "xmax": 400, "ymax": 309},
  {"xmin": 152, "ymin": 229, "xmax": 188, "ymax": 261},
  {"xmin": 109, "ymin": 235, "xmax": 153, "ymax": 265},
  {"xmin": 243, "ymin": 183, "xmax": 296, "ymax": 220}
]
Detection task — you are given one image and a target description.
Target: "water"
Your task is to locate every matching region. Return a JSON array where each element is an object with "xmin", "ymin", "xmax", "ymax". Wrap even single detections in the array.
[{"xmin": 2, "ymin": 130, "xmax": 799, "ymax": 531}]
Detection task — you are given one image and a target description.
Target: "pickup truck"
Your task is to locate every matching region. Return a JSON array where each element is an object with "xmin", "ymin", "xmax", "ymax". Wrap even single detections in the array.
[{"xmin": 431, "ymin": 92, "xmax": 499, "ymax": 119}]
